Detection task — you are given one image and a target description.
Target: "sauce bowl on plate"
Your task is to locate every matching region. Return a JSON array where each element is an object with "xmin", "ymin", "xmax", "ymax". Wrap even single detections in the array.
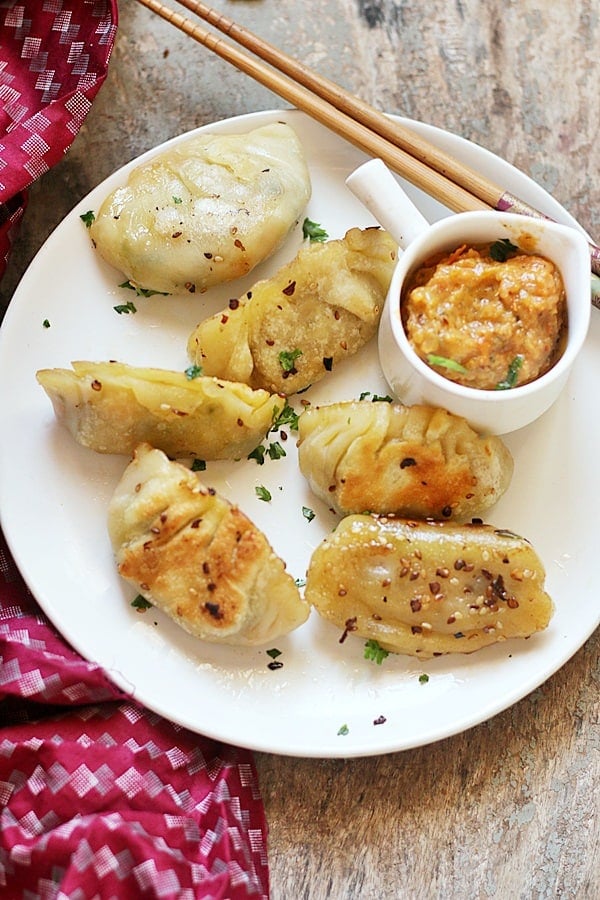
[{"xmin": 346, "ymin": 159, "xmax": 591, "ymax": 434}]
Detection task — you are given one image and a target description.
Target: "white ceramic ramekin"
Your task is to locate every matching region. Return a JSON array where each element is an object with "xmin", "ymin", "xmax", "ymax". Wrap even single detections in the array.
[{"xmin": 347, "ymin": 159, "xmax": 591, "ymax": 434}]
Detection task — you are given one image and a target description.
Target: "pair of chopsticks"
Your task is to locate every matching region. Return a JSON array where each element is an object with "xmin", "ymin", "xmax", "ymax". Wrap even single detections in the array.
[{"xmin": 135, "ymin": 0, "xmax": 600, "ymax": 301}]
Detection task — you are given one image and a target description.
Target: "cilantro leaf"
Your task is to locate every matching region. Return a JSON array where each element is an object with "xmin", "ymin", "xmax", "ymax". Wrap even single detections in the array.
[
  {"xmin": 364, "ymin": 639, "xmax": 390, "ymax": 665},
  {"xmin": 490, "ymin": 238, "xmax": 519, "ymax": 262},
  {"xmin": 302, "ymin": 217, "xmax": 328, "ymax": 242}
]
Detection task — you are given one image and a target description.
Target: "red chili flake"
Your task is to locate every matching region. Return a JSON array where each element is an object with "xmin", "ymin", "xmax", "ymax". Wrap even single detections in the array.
[
  {"xmin": 204, "ymin": 601, "xmax": 222, "ymax": 619},
  {"xmin": 202, "ymin": 562, "xmax": 210, "ymax": 574},
  {"xmin": 172, "ymin": 231, "xmax": 182, "ymax": 238},
  {"xmin": 282, "ymin": 281, "xmax": 296, "ymax": 296},
  {"xmin": 454, "ymin": 559, "xmax": 466, "ymax": 570},
  {"xmin": 191, "ymin": 518, "xmax": 202, "ymax": 528},
  {"xmin": 206, "ymin": 583, "xmax": 217, "ymax": 593},
  {"xmin": 160, "ymin": 513, "xmax": 167, "ymax": 523},
  {"xmin": 204, "ymin": 252, "xmax": 213, "ymax": 259},
  {"xmin": 237, "ymin": 418, "xmax": 244, "ymax": 427},
  {"xmin": 228, "ymin": 298, "xmax": 240, "ymax": 310},
  {"xmin": 507, "ymin": 597, "xmax": 520, "ymax": 609},
  {"xmin": 411, "ymin": 625, "xmax": 423, "ymax": 634},
  {"xmin": 400, "ymin": 457, "xmax": 416, "ymax": 468},
  {"xmin": 234, "ymin": 238, "xmax": 246, "ymax": 251},
  {"xmin": 339, "ymin": 616, "xmax": 357, "ymax": 643},
  {"xmin": 91, "ymin": 379, "xmax": 102, "ymax": 391},
  {"xmin": 220, "ymin": 314, "xmax": 229, "ymax": 324},
  {"xmin": 442, "ymin": 505, "xmax": 452, "ymax": 517},
  {"xmin": 429, "ymin": 582, "xmax": 441, "ymax": 595},
  {"xmin": 447, "ymin": 615, "xmax": 456, "ymax": 624},
  {"xmin": 334, "ymin": 310, "xmax": 341, "ymax": 320},
  {"xmin": 268, "ymin": 660, "xmax": 284, "ymax": 670},
  {"xmin": 410, "ymin": 598, "xmax": 422, "ymax": 613},
  {"xmin": 185, "ymin": 282, "xmax": 196, "ymax": 293},
  {"xmin": 266, "ymin": 339, "xmax": 275, "ymax": 346}
]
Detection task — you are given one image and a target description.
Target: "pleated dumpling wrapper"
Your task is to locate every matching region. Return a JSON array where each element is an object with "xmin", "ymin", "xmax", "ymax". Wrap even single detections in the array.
[
  {"xmin": 36, "ymin": 360, "xmax": 284, "ymax": 459},
  {"xmin": 305, "ymin": 515, "xmax": 554, "ymax": 658},
  {"xmin": 108, "ymin": 444, "xmax": 310, "ymax": 645},
  {"xmin": 89, "ymin": 122, "xmax": 311, "ymax": 295},
  {"xmin": 187, "ymin": 227, "xmax": 398, "ymax": 395},
  {"xmin": 297, "ymin": 401, "xmax": 513, "ymax": 520}
]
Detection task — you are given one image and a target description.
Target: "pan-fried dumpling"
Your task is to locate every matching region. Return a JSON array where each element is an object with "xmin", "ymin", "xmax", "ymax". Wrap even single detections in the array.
[
  {"xmin": 187, "ymin": 227, "xmax": 397, "ymax": 394},
  {"xmin": 37, "ymin": 360, "xmax": 284, "ymax": 459},
  {"xmin": 297, "ymin": 401, "xmax": 513, "ymax": 519},
  {"xmin": 108, "ymin": 443, "xmax": 310, "ymax": 645},
  {"xmin": 305, "ymin": 514, "xmax": 553, "ymax": 658},
  {"xmin": 89, "ymin": 123, "xmax": 311, "ymax": 294}
]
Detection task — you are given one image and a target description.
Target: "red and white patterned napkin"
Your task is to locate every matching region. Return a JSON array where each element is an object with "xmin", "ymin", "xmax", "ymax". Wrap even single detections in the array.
[
  {"xmin": 0, "ymin": 0, "xmax": 118, "ymax": 282},
  {"xmin": 0, "ymin": 528, "xmax": 270, "ymax": 898},
  {"xmin": 1, "ymin": 7, "xmax": 270, "ymax": 895}
]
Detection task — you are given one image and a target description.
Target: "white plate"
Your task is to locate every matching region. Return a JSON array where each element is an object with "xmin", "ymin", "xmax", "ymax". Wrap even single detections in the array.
[{"xmin": 1, "ymin": 110, "xmax": 598, "ymax": 758}]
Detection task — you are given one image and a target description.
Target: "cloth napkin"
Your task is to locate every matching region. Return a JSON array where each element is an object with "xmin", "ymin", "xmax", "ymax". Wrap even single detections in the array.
[
  {"xmin": 0, "ymin": 0, "xmax": 118, "ymax": 282},
  {"xmin": 0, "ymin": 4, "xmax": 270, "ymax": 897},
  {"xmin": 0, "ymin": 528, "xmax": 270, "ymax": 899}
]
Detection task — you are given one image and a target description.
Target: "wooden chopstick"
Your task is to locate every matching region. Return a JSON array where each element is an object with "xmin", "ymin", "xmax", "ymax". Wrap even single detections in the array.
[{"xmin": 135, "ymin": 0, "xmax": 600, "ymax": 291}]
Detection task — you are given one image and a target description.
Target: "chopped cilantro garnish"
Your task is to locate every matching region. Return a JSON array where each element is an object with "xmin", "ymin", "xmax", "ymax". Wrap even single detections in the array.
[
  {"xmin": 279, "ymin": 348, "xmax": 303, "ymax": 372},
  {"xmin": 295, "ymin": 576, "xmax": 307, "ymax": 588},
  {"xmin": 119, "ymin": 280, "xmax": 169, "ymax": 298},
  {"xmin": 302, "ymin": 506, "xmax": 315, "ymax": 522},
  {"xmin": 113, "ymin": 301, "xmax": 137, "ymax": 315},
  {"xmin": 185, "ymin": 364, "xmax": 203, "ymax": 380},
  {"xmin": 42, "ymin": 319, "xmax": 51, "ymax": 329},
  {"xmin": 80, "ymin": 210, "xmax": 95, "ymax": 228},
  {"xmin": 427, "ymin": 354, "xmax": 468, "ymax": 374},
  {"xmin": 248, "ymin": 445, "xmax": 266, "ymax": 465},
  {"xmin": 267, "ymin": 441, "xmax": 286, "ymax": 460},
  {"xmin": 490, "ymin": 238, "xmax": 519, "ymax": 262},
  {"xmin": 131, "ymin": 594, "xmax": 152, "ymax": 611},
  {"xmin": 495, "ymin": 355, "xmax": 524, "ymax": 390},
  {"xmin": 418, "ymin": 673, "xmax": 430, "ymax": 684},
  {"xmin": 364, "ymin": 639, "xmax": 390, "ymax": 665},
  {"xmin": 266, "ymin": 648, "xmax": 282, "ymax": 659},
  {"xmin": 337, "ymin": 723, "xmax": 349, "ymax": 736},
  {"xmin": 255, "ymin": 485, "xmax": 272, "ymax": 502},
  {"xmin": 172, "ymin": 195, "xmax": 183, "ymax": 204},
  {"xmin": 358, "ymin": 391, "xmax": 393, "ymax": 403},
  {"xmin": 271, "ymin": 402, "xmax": 299, "ymax": 432},
  {"xmin": 303, "ymin": 217, "xmax": 328, "ymax": 242},
  {"xmin": 191, "ymin": 458, "xmax": 206, "ymax": 472}
]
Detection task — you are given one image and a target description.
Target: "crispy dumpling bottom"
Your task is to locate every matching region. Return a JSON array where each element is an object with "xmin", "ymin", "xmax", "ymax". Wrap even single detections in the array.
[
  {"xmin": 297, "ymin": 401, "xmax": 514, "ymax": 520},
  {"xmin": 187, "ymin": 227, "xmax": 398, "ymax": 395},
  {"xmin": 305, "ymin": 514, "xmax": 553, "ymax": 658},
  {"xmin": 108, "ymin": 443, "xmax": 310, "ymax": 646}
]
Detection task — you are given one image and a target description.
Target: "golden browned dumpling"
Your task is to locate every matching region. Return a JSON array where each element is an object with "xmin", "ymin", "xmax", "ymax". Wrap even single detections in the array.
[
  {"xmin": 89, "ymin": 123, "xmax": 311, "ymax": 294},
  {"xmin": 187, "ymin": 227, "xmax": 397, "ymax": 394},
  {"xmin": 36, "ymin": 360, "xmax": 284, "ymax": 459},
  {"xmin": 305, "ymin": 514, "xmax": 553, "ymax": 658},
  {"xmin": 108, "ymin": 444, "xmax": 310, "ymax": 645},
  {"xmin": 297, "ymin": 401, "xmax": 513, "ymax": 520}
]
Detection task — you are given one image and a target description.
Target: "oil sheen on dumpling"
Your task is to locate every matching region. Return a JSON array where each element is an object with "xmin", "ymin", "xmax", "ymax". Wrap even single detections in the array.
[
  {"xmin": 108, "ymin": 444, "xmax": 309, "ymax": 645},
  {"xmin": 187, "ymin": 227, "xmax": 397, "ymax": 394},
  {"xmin": 36, "ymin": 360, "xmax": 284, "ymax": 459},
  {"xmin": 297, "ymin": 401, "xmax": 513, "ymax": 519},
  {"xmin": 89, "ymin": 123, "xmax": 311, "ymax": 295},
  {"xmin": 305, "ymin": 514, "xmax": 553, "ymax": 658}
]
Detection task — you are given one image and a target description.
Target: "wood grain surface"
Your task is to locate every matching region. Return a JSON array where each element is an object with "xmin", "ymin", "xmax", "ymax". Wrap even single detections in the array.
[{"xmin": 1, "ymin": 2, "xmax": 598, "ymax": 897}]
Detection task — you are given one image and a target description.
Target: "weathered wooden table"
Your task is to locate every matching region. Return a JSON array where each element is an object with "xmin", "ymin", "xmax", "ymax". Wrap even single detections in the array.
[{"xmin": 2, "ymin": 2, "xmax": 598, "ymax": 897}]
